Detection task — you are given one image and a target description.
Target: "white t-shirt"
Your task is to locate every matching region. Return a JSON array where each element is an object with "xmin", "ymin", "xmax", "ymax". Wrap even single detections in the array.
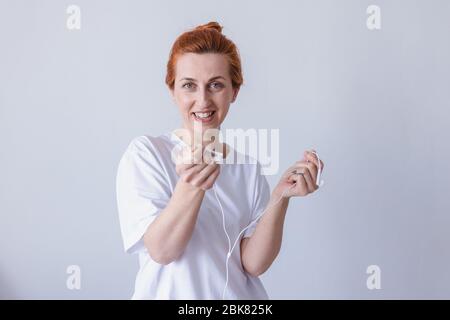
[{"xmin": 116, "ymin": 131, "xmax": 271, "ymax": 299}]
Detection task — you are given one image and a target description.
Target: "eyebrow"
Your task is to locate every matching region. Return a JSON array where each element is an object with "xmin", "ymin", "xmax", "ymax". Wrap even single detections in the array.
[{"xmin": 179, "ymin": 76, "xmax": 226, "ymax": 82}]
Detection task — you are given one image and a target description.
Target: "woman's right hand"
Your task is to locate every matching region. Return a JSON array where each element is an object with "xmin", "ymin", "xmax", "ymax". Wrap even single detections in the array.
[{"xmin": 175, "ymin": 143, "xmax": 221, "ymax": 191}]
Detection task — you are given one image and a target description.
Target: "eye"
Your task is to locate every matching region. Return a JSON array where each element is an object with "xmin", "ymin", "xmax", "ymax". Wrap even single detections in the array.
[
  {"xmin": 209, "ymin": 81, "xmax": 224, "ymax": 90},
  {"xmin": 182, "ymin": 82, "xmax": 195, "ymax": 89}
]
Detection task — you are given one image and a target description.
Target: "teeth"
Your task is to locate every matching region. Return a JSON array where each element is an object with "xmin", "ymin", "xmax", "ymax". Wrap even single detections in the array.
[{"xmin": 194, "ymin": 112, "xmax": 213, "ymax": 118}]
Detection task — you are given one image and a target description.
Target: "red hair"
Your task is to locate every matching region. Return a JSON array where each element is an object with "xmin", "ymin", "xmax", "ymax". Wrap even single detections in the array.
[{"xmin": 165, "ymin": 21, "xmax": 243, "ymax": 90}]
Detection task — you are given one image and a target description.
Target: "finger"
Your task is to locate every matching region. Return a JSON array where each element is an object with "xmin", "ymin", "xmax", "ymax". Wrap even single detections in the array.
[
  {"xmin": 291, "ymin": 164, "xmax": 316, "ymax": 192},
  {"xmin": 192, "ymin": 164, "xmax": 218, "ymax": 188},
  {"xmin": 304, "ymin": 151, "xmax": 325, "ymax": 171},
  {"xmin": 301, "ymin": 165, "xmax": 317, "ymax": 192},
  {"xmin": 200, "ymin": 165, "xmax": 221, "ymax": 190},
  {"xmin": 307, "ymin": 155, "xmax": 324, "ymax": 172},
  {"xmin": 182, "ymin": 163, "xmax": 208, "ymax": 182},
  {"xmin": 190, "ymin": 163, "xmax": 219, "ymax": 186},
  {"xmin": 288, "ymin": 172, "xmax": 308, "ymax": 197},
  {"xmin": 283, "ymin": 163, "xmax": 303, "ymax": 180},
  {"xmin": 176, "ymin": 163, "xmax": 196, "ymax": 175},
  {"xmin": 175, "ymin": 146, "xmax": 196, "ymax": 166},
  {"xmin": 185, "ymin": 144, "xmax": 207, "ymax": 164},
  {"xmin": 283, "ymin": 156, "xmax": 316, "ymax": 181},
  {"xmin": 304, "ymin": 161, "xmax": 318, "ymax": 186},
  {"xmin": 203, "ymin": 143, "xmax": 220, "ymax": 164},
  {"xmin": 199, "ymin": 162, "xmax": 219, "ymax": 179},
  {"xmin": 295, "ymin": 161, "xmax": 318, "ymax": 186},
  {"xmin": 300, "ymin": 161, "xmax": 319, "ymax": 189},
  {"xmin": 192, "ymin": 144, "xmax": 203, "ymax": 164},
  {"xmin": 293, "ymin": 159, "xmax": 317, "ymax": 183}
]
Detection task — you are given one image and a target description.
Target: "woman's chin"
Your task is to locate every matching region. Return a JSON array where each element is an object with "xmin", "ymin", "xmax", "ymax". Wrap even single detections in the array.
[{"xmin": 188, "ymin": 120, "xmax": 220, "ymax": 130}]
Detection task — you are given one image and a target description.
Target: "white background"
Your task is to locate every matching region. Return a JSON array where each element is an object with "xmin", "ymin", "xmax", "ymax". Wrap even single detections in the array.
[{"xmin": 0, "ymin": 0, "xmax": 449, "ymax": 299}]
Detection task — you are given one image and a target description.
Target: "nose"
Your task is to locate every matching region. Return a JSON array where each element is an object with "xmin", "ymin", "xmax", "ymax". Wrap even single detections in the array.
[{"xmin": 195, "ymin": 88, "xmax": 211, "ymax": 109}]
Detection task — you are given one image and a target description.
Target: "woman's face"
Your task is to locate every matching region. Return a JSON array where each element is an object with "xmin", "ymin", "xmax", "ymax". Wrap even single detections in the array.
[{"xmin": 170, "ymin": 53, "xmax": 239, "ymax": 138}]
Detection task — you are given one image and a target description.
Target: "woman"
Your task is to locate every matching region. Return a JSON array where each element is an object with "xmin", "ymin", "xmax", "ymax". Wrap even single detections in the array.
[{"xmin": 116, "ymin": 21, "xmax": 325, "ymax": 300}]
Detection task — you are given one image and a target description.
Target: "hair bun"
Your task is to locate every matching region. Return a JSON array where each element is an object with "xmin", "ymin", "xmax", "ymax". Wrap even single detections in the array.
[{"xmin": 194, "ymin": 21, "xmax": 223, "ymax": 33}]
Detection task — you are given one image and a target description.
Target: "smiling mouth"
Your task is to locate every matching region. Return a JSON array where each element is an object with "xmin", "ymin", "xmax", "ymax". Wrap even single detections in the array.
[{"xmin": 191, "ymin": 111, "xmax": 216, "ymax": 122}]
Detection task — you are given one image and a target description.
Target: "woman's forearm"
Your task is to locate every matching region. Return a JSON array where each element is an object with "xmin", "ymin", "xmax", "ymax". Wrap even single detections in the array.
[
  {"xmin": 143, "ymin": 180, "xmax": 205, "ymax": 264},
  {"xmin": 241, "ymin": 191, "xmax": 290, "ymax": 276}
]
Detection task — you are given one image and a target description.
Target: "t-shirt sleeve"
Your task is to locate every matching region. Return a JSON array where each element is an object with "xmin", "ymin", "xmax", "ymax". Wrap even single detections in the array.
[
  {"xmin": 243, "ymin": 161, "xmax": 271, "ymax": 239},
  {"xmin": 116, "ymin": 136, "xmax": 172, "ymax": 254}
]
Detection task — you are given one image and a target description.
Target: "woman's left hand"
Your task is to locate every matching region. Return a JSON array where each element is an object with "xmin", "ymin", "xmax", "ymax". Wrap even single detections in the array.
[{"xmin": 273, "ymin": 149, "xmax": 325, "ymax": 199}]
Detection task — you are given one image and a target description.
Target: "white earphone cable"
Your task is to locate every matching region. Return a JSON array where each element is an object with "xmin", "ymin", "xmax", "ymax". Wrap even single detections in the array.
[{"xmin": 213, "ymin": 151, "xmax": 324, "ymax": 300}]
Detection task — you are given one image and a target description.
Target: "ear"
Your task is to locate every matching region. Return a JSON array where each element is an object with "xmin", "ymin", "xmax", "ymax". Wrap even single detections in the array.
[{"xmin": 231, "ymin": 87, "xmax": 240, "ymax": 103}]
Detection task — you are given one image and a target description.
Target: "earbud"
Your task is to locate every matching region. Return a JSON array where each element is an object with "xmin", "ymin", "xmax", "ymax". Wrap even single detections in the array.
[
  {"xmin": 311, "ymin": 151, "xmax": 325, "ymax": 187},
  {"xmin": 204, "ymin": 147, "xmax": 224, "ymax": 164}
]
